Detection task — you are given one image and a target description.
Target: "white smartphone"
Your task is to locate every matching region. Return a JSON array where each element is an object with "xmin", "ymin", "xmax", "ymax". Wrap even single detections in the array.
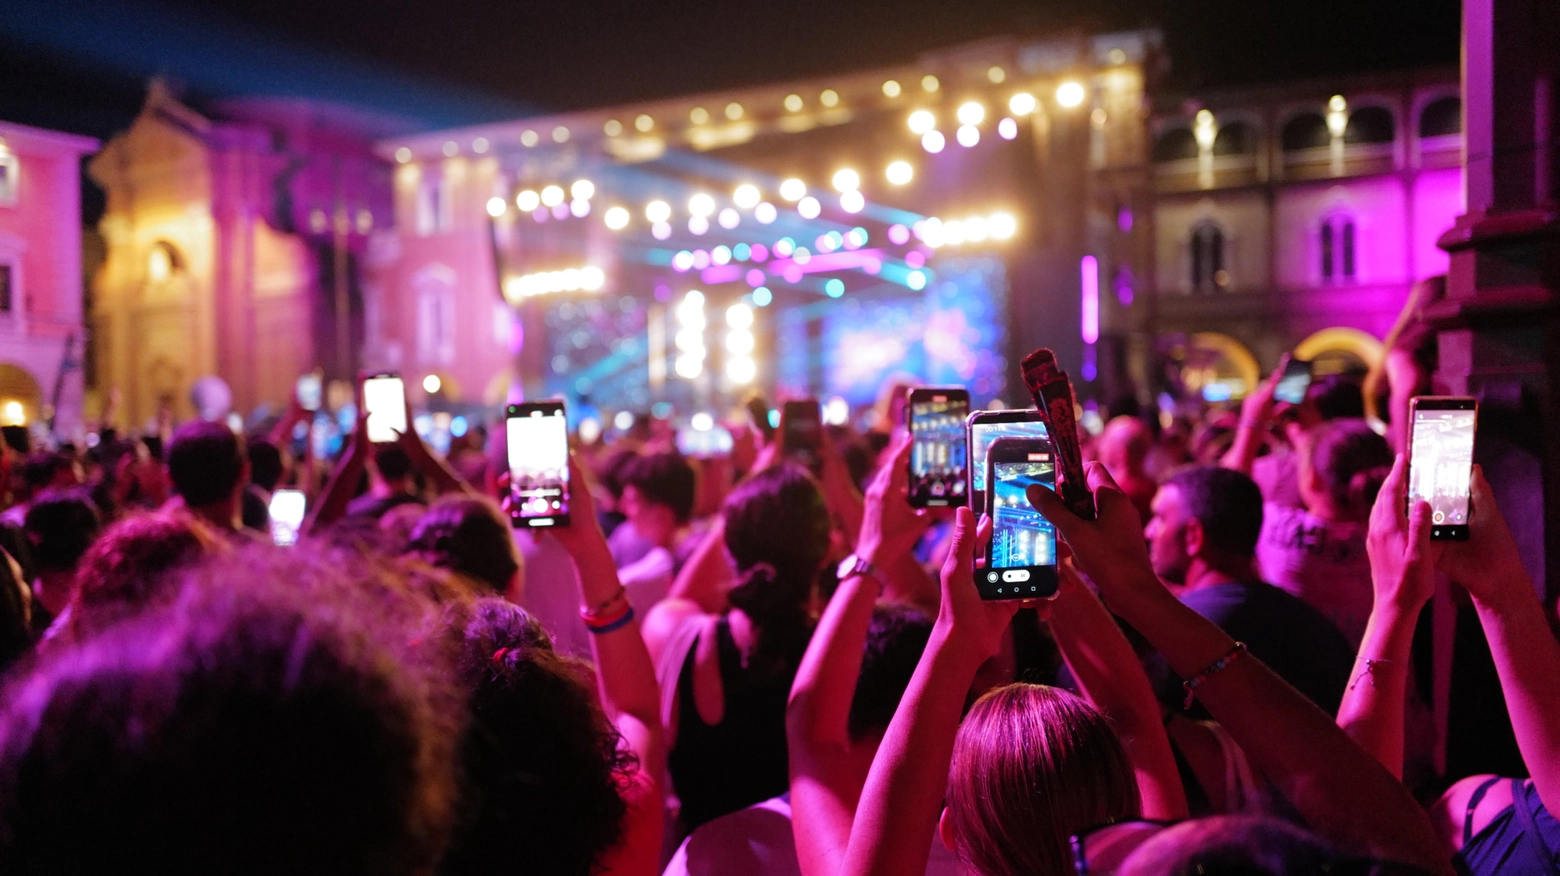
[
  {"xmin": 506, "ymin": 401, "xmax": 571, "ymax": 528},
  {"xmin": 362, "ymin": 373, "xmax": 407, "ymax": 444},
  {"xmin": 268, "ymin": 488, "xmax": 307, "ymax": 546}
]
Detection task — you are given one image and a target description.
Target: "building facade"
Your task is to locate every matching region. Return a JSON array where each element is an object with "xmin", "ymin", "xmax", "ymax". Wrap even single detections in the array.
[{"xmin": 0, "ymin": 120, "xmax": 99, "ymax": 437}]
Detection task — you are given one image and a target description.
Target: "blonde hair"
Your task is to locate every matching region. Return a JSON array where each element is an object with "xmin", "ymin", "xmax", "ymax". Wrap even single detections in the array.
[{"xmin": 946, "ymin": 684, "xmax": 1140, "ymax": 876}]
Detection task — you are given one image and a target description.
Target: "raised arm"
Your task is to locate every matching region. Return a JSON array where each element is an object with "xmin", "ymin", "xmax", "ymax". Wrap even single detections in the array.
[
  {"xmin": 1045, "ymin": 561, "xmax": 1188, "ymax": 819},
  {"xmin": 303, "ymin": 410, "xmax": 369, "ymax": 533},
  {"xmin": 788, "ymin": 436, "xmax": 928, "ymax": 876},
  {"xmin": 1337, "ymin": 455, "xmax": 1437, "ymax": 778},
  {"xmin": 839, "ymin": 508, "xmax": 1016, "ymax": 876},
  {"xmin": 1029, "ymin": 465, "xmax": 1452, "ymax": 875},
  {"xmin": 1438, "ymin": 466, "xmax": 1560, "ymax": 815},
  {"xmin": 1220, "ymin": 366, "xmax": 1280, "ymax": 475}
]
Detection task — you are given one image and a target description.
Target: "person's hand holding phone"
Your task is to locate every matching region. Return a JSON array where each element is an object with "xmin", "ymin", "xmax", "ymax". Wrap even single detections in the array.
[
  {"xmin": 857, "ymin": 434, "xmax": 933, "ymax": 569},
  {"xmin": 935, "ymin": 507, "xmax": 1017, "ymax": 662},
  {"xmin": 1366, "ymin": 455, "xmax": 1440, "ymax": 614},
  {"xmin": 1436, "ymin": 465, "xmax": 1527, "ymax": 603},
  {"xmin": 1025, "ymin": 461, "xmax": 1161, "ymax": 612}
]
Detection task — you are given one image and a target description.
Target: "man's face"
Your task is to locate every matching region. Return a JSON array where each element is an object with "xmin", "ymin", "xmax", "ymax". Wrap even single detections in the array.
[{"xmin": 1144, "ymin": 484, "xmax": 1192, "ymax": 585}]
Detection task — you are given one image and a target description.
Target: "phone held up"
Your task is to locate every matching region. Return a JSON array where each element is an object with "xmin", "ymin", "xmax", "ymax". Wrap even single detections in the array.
[
  {"xmin": 780, "ymin": 399, "xmax": 824, "ymax": 475},
  {"xmin": 981, "ymin": 437, "xmax": 1060, "ymax": 601},
  {"xmin": 361, "ymin": 373, "xmax": 408, "ymax": 444},
  {"xmin": 1272, "ymin": 356, "xmax": 1314, "ymax": 406},
  {"xmin": 268, "ymin": 488, "xmax": 306, "ymax": 547},
  {"xmin": 506, "ymin": 401, "xmax": 571, "ymax": 529},
  {"xmin": 1406, "ymin": 396, "xmax": 1477, "ymax": 541},
  {"xmin": 966, "ymin": 409, "xmax": 1049, "ymax": 515},
  {"xmin": 906, "ymin": 387, "xmax": 970, "ymax": 508},
  {"xmin": 296, "ymin": 371, "xmax": 323, "ymax": 413}
]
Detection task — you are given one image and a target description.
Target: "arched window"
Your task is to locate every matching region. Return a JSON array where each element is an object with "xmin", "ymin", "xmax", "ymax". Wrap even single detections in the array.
[
  {"xmin": 1153, "ymin": 128, "xmax": 1199, "ymax": 162},
  {"xmin": 1419, "ymin": 97, "xmax": 1462, "ymax": 138},
  {"xmin": 1320, "ymin": 216, "xmax": 1356, "ymax": 282},
  {"xmin": 1212, "ymin": 121, "xmax": 1255, "ymax": 156},
  {"xmin": 1344, "ymin": 106, "xmax": 1395, "ymax": 144},
  {"xmin": 1282, "ymin": 113, "xmax": 1331, "ymax": 151},
  {"xmin": 1190, "ymin": 222, "xmax": 1226, "ymax": 293}
]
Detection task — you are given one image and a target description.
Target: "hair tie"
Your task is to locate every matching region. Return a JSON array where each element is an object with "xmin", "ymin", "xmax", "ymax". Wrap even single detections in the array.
[{"xmin": 492, "ymin": 647, "xmax": 510, "ymax": 666}]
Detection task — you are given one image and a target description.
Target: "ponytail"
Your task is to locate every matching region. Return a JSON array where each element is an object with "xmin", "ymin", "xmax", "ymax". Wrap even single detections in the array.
[{"xmin": 1307, "ymin": 419, "xmax": 1393, "ymax": 515}]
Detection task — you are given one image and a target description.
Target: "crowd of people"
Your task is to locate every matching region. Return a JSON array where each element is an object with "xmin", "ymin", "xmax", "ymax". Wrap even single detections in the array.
[{"xmin": 0, "ymin": 340, "xmax": 1556, "ymax": 875}]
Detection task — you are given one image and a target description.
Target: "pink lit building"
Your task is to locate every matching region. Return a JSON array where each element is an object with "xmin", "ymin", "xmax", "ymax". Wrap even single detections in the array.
[{"xmin": 0, "ymin": 120, "xmax": 100, "ymax": 436}]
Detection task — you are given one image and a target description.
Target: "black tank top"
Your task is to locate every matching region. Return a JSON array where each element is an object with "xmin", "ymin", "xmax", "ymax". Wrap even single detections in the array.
[{"xmin": 667, "ymin": 618, "xmax": 795, "ymax": 831}]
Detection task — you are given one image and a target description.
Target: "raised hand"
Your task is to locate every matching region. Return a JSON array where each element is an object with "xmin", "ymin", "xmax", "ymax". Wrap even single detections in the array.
[
  {"xmin": 857, "ymin": 433, "xmax": 931, "ymax": 567},
  {"xmin": 935, "ymin": 507, "xmax": 1017, "ymax": 660},
  {"xmin": 1025, "ymin": 461, "xmax": 1158, "ymax": 608},
  {"xmin": 1436, "ymin": 465, "xmax": 1527, "ymax": 601},
  {"xmin": 1366, "ymin": 455, "xmax": 1439, "ymax": 613}
]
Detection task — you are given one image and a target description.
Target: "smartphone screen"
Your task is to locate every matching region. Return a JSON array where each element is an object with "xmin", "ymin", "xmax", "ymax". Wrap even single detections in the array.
[
  {"xmin": 781, "ymin": 400, "xmax": 823, "ymax": 473},
  {"xmin": 268, "ymin": 489, "xmax": 306, "ymax": 547},
  {"xmin": 1407, "ymin": 398, "xmax": 1477, "ymax": 540},
  {"xmin": 982, "ymin": 439, "xmax": 1060, "ymax": 600},
  {"xmin": 968, "ymin": 412, "xmax": 1049, "ymax": 510},
  {"xmin": 907, "ymin": 388, "xmax": 970, "ymax": 507},
  {"xmin": 1272, "ymin": 358, "xmax": 1314, "ymax": 406},
  {"xmin": 297, "ymin": 373, "xmax": 323, "ymax": 412},
  {"xmin": 362, "ymin": 374, "xmax": 407, "ymax": 444},
  {"xmin": 507, "ymin": 402, "xmax": 571, "ymax": 528}
]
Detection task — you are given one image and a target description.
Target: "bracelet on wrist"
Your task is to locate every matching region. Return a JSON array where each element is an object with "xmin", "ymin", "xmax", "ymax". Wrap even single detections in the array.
[
  {"xmin": 1182, "ymin": 641, "xmax": 1247, "ymax": 709},
  {"xmin": 583, "ymin": 584, "xmax": 627, "ymax": 617},
  {"xmin": 583, "ymin": 605, "xmax": 636, "ymax": 635}
]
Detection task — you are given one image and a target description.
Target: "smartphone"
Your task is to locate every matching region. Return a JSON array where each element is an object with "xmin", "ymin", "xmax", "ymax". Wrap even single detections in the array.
[
  {"xmin": 1406, "ymin": 396, "xmax": 1477, "ymax": 541},
  {"xmin": 967, "ymin": 410, "xmax": 1049, "ymax": 513},
  {"xmin": 296, "ymin": 372, "xmax": 323, "ymax": 412},
  {"xmin": 906, "ymin": 387, "xmax": 970, "ymax": 507},
  {"xmin": 268, "ymin": 488, "xmax": 306, "ymax": 547},
  {"xmin": 780, "ymin": 399, "xmax": 823, "ymax": 474},
  {"xmin": 506, "ymin": 401, "xmax": 571, "ymax": 528},
  {"xmin": 1272, "ymin": 356, "xmax": 1314, "ymax": 406},
  {"xmin": 677, "ymin": 424, "xmax": 734, "ymax": 457},
  {"xmin": 982, "ymin": 437, "xmax": 1060, "ymax": 600},
  {"xmin": 746, "ymin": 396, "xmax": 776, "ymax": 442},
  {"xmin": 362, "ymin": 373, "xmax": 407, "ymax": 444}
]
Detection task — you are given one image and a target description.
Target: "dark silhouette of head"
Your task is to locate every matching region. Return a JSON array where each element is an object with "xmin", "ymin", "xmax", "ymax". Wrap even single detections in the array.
[
  {"xmin": 406, "ymin": 496, "xmax": 521, "ymax": 596},
  {"xmin": 166, "ymin": 420, "xmax": 247, "ymax": 509},
  {"xmin": 23, "ymin": 488, "xmax": 102, "ymax": 575}
]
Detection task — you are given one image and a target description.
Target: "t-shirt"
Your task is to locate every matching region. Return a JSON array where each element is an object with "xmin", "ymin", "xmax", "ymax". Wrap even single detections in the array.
[
  {"xmin": 662, "ymin": 795, "xmax": 962, "ymax": 876},
  {"xmin": 1180, "ymin": 580, "xmax": 1355, "ymax": 716},
  {"xmin": 1256, "ymin": 503, "xmax": 1373, "ymax": 646},
  {"xmin": 1251, "ymin": 450, "xmax": 1303, "ymax": 510}
]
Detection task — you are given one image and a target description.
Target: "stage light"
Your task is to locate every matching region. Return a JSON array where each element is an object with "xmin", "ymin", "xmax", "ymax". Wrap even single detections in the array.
[
  {"xmin": 542, "ymin": 185, "xmax": 565, "ymax": 207},
  {"xmin": 652, "ymin": 221, "xmax": 672, "ymax": 239},
  {"xmin": 957, "ymin": 102, "xmax": 985, "ymax": 125},
  {"xmin": 733, "ymin": 184, "xmax": 761, "ymax": 208},
  {"xmin": 957, "ymin": 125, "xmax": 980, "ymax": 147},
  {"xmin": 846, "ymin": 227, "xmax": 868, "ymax": 248},
  {"xmin": 820, "ymin": 89, "xmax": 840, "ymax": 107},
  {"xmin": 735, "ymin": 243, "xmax": 752, "ymax": 261},
  {"xmin": 688, "ymin": 193, "xmax": 716, "ymax": 217},
  {"xmin": 1329, "ymin": 94, "xmax": 1347, "ymax": 113},
  {"xmin": 908, "ymin": 109, "xmax": 936, "ymax": 134},
  {"xmin": 793, "ymin": 247, "xmax": 812, "ymax": 265},
  {"xmin": 726, "ymin": 356, "xmax": 756, "ymax": 384},
  {"xmin": 840, "ymin": 190, "xmax": 865, "ymax": 213},
  {"xmin": 824, "ymin": 397, "xmax": 850, "ymax": 425},
  {"xmin": 394, "ymin": 147, "xmax": 412, "ymax": 163},
  {"xmin": 646, "ymin": 200, "xmax": 671, "ymax": 223},
  {"xmin": 520, "ymin": 130, "xmax": 539, "ymax": 147},
  {"xmin": 713, "ymin": 245, "xmax": 732, "ymax": 265},
  {"xmin": 990, "ymin": 211, "xmax": 1017, "ymax": 240},
  {"xmin": 798, "ymin": 196, "xmax": 821, "ymax": 219},
  {"xmin": 907, "ymin": 270, "xmax": 927, "ymax": 290},
  {"xmin": 1081, "ymin": 255, "xmax": 1099, "ymax": 344},
  {"xmin": 726, "ymin": 102, "xmax": 744, "ymax": 120},
  {"xmin": 443, "ymin": 141, "xmax": 458, "ymax": 157},
  {"xmin": 614, "ymin": 411, "xmax": 633, "ymax": 431},
  {"xmin": 571, "ymin": 180, "xmax": 595, "ymax": 200},
  {"xmin": 581, "ymin": 267, "xmax": 605, "ymax": 290},
  {"xmin": 750, "ymin": 243, "xmax": 769, "ymax": 261},
  {"xmin": 1056, "ymin": 81, "xmax": 1086, "ymax": 108},
  {"xmin": 944, "ymin": 220, "xmax": 967, "ymax": 245},
  {"xmin": 888, "ymin": 224, "xmax": 910, "ymax": 245},
  {"xmin": 882, "ymin": 80, "xmax": 902, "ymax": 97},
  {"xmin": 689, "ymin": 216, "xmax": 710, "ymax": 235},
  {"xmin": 825, "ymin": 278, "xmax": 845, "ymax": 298},
  {"xmin": 919, "ymin": 217, "xmax": 945, "ymax": 246},
  {"xmin": 553, "ymin": 126, "xmax": 570, "ymax": 142},
  {"xmin": 635, "ymin": 114, "xmax": 655, "ymax": 132},
  {"xmin": 784, "ymin": 93, "xmax": 804, "ymax": 112},
  {"xmin": 675, "ymin": 355, "xmax": 704, "ymax": 379},
  {"xmin": 690, "ymin": 107, "xmax": 710, "ymax": 124},
  {"xmin": 726, "ymin": 330, "xmax": 755, "ymax": 354},
  {"xmin": 755, "ymin": 202, "xmax": 778, "ymax": 224},
  {"xmin": 603, "ymin": 120, "xmax": 622, "ymax": 136},
  {"xmin": 779, "ymin": 178, "xmax": 807, "ymax": 201},
  {"xmin": 517, "ymin": 190, "xmax": 540, "ymax": 212},
  {"xmin": 998, "ymin": 117, "xmax": 1019, "ymax": 139},
  {"xmin": 486, "ymin": 197, "xmax": 507, "ymax": 217},
  {"xmin": 886, "ymin": 160, "xmax": 914, "ymax": 185},
  {"xmin": 1009, "ymin": 93, "xmax": 1037, "ymax": 116},
  {"xmin": 672, "ymin": 251, "xmax": 694, "ymax": 271},
  {"xmin": 570, "ymin": 199, "xmax": 590, "ymax": 218},
  {"xmin": 753, "ymin": 286, "xmax": 773, "ymax": 306},
  {"xmin": 922, "ymin": 74, "xmax": 940, "ymax": 92},
  {"xmin": 473, "ymin": 138, "xmax": 490, "ymax": 154},
  {"xmin": 727, "ymin": 302, "xmax": 754, "ymax": 329},
  {"xmin": 774, "ymin": 238, "xmax": 795, "ymax": 257},
  {"xmin": 832, "ymin": 168, "xmax": 860, "ymax": 191},
  {"xmin": 423, "ymin": 374, "xmax": 442, "ymax": 394},
  {"xmin": 605, "ymin": 206, "xmax": 630, "ymax": 230},
  {"xmin": 718, "ymin": 208, "xmax": 740, "ymax": 229},
  {"xmin": 922, "ymin": 131, "xmax": 946, "ymax": 153},
  {"xmin": 965, "ymin": 215, "xmax": 989, "ymax": 242},
  {"xmin": 817, "ymin": 234, "xmax": 836, "ymax": 253}
]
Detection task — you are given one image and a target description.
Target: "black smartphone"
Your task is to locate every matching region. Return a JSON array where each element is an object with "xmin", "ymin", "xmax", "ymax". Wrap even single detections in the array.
[
  {"xmin": 967, "ymin": 409, "xmax": 1049, "ymax": 515},
  {"xmin": 982, "ymin": 437, "xmax": 1060, "ymax": 601},
  {"xmin": 780, "ymin": 399, "xmax": 824, "ymax": 474},
  {"xmin": 506, "ymin": 401, "xmax": 571, "ymax": 529},
  {"xmin": 361, "ymin": 373, "xmax": 407, "ymax": 444},
  {"xmin": 746, "ymin": 395, "xmax": 776, "ymax": 442},
  {"xmin": 1406, "ymin": 396, "xmax": 1477, "ymax": 541},
  {"xmin": 906, "ymin": 387, "xmax": 970, "ymax": 507},
  {"xmin": 1272, "ymin": 356, "xmax": 1314, "ymax": 406}
]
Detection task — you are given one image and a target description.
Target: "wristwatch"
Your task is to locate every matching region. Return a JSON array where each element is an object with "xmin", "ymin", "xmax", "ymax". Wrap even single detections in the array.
[{"xmin": 836, "ymin": 553, "xmax": 884, "ymax": 586}]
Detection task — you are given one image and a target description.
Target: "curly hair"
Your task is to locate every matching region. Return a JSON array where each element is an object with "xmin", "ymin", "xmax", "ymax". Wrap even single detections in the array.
[
  {"xmin": 68, "ymin": 510, "xmax": 225, "ymax": 639},
  {"xmin": 439, "ymin": 598, "xmax": 634, "ymax": 876}
]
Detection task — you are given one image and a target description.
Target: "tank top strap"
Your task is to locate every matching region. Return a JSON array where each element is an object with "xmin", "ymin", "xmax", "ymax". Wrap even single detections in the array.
[
  {"xmin": 1464, "ymin": 776, "xmax": 1505, "ymax": 844},
  {"xmin": 1510, "ymin": 779, "xmax": 1560, "ymax": 876}
]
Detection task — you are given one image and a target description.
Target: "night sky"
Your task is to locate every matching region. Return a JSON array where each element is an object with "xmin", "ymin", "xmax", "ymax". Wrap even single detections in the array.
[{"xmin": 4, "ymin": 0, "xmax": 1461, "ymax": 138}]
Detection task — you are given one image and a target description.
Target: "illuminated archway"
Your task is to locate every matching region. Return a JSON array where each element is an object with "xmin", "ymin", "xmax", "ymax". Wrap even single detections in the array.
[
  {"xmin": 1182, "ymin": 332, "xmax": 1261, "ymax": 401},
  {"xmin": 1294, "ymin": 327, "xmax": 1383, "ymax": 376},
  {"xmin": 0, "ymin": 363, "xmax": 44, "ymax": 426}
]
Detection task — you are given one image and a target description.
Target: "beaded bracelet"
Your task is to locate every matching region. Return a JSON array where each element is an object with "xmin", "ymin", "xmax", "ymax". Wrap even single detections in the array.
[
  {"xmin": 1183, "ymin": 641, "xmax": 1247, "ymax": 709},
  {"xmin": 584, "ymin": 585, "xmax": 627, "ymax": 616},
  {"xmin": 584, "ymin": 606, "xmax": 636, "ymax": 635}
]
